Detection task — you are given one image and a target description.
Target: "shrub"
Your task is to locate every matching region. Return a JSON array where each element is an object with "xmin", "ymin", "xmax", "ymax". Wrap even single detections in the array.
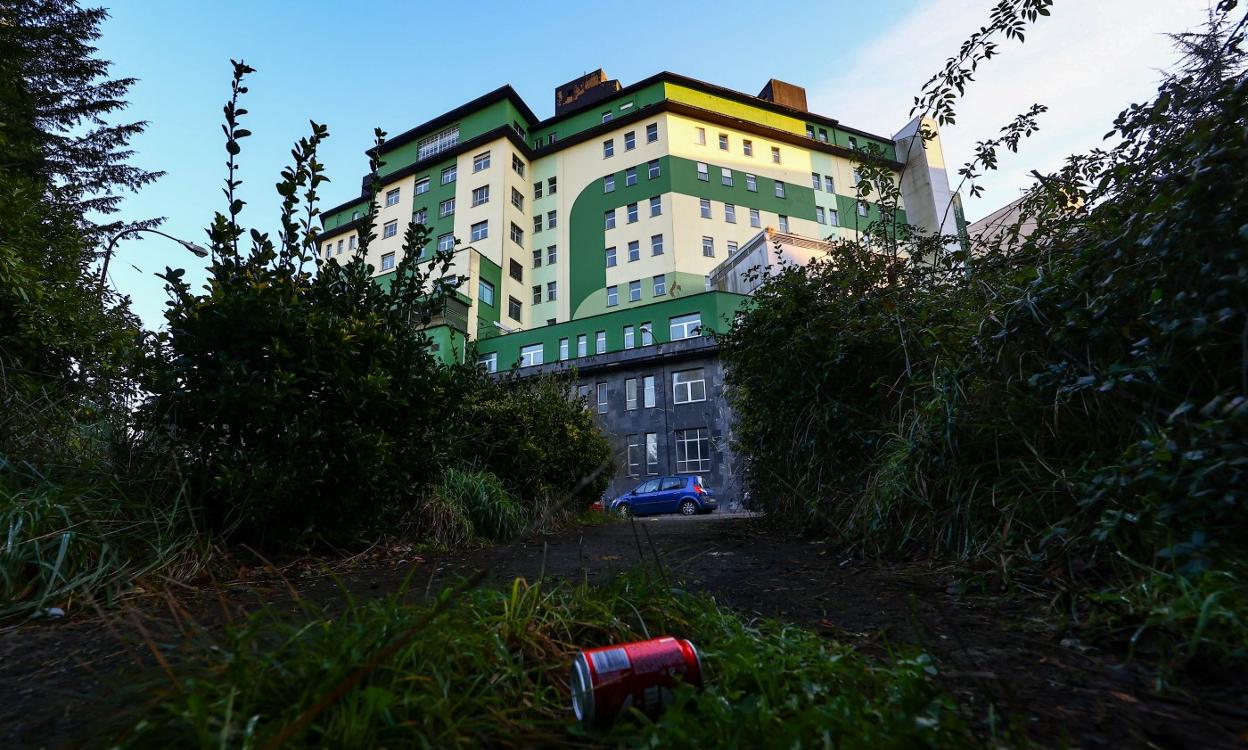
[{"xmin": 434, "ymin": 468, "xmax": 526, "ymax": 542}]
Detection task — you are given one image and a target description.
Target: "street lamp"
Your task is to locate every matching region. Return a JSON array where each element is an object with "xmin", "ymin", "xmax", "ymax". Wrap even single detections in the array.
[{"xmin": 97, "ymin": 227, "xmax": 210, "ymax": 295}]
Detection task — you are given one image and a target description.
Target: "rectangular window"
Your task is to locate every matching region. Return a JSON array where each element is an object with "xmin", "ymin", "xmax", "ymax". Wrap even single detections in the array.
[
  {"xmin": 849, "ymin": 136, "xmax": 859, "ymax": 149},
  {"xmin": 604, "ymin": 210, "xmax": 616, "ymax": 230},
  {"xmin": 437, "ymin": 232, "xmax": 454, "ymax": 252},
  {"xmin": 606, "ymin": 285, "xmax": 618, "ymax": 306},
  {"xmin": 675, "ymin": 428, "xmax": 711, "ymax": 473},
  {"xmin": 650, "ymin": 234, "xmax": 664, "ymax": 255},
  {"xmin": 473, "ymin": 151, "xmax": 491, "ymax": 172},
  {"xmin": 603, "ymin": 174, "xmax": 615, "ymax": 193},
  {"xmin": 533, "ymin": 180, "xmax": 543, "ymax": 199},
  {"xmin": 727, "ymin": 240, "xmax": 738, "ymax": 254},
  {"xmin": 415, "ymin": 177, "xmax": 430, "ymax": 195},
  {"xmin": 510, "ymin": 259, "xmax": 523, "ymax": 281},
  {"xmin": 700, "ymin": 198, "xmax": 711, "ymax": 219},
  {"xmin": 628, "ymin": 240, "xmax": 640, "ymax": 262},
  {"xmin": 417, "ymin": 126, "xmax": 459, "ymax": 160},
  {"xmin": 626, "ymin": 434, "xmax": 640, "ymax": 477},
  {"xmin": 742, "ymin": 139, "xmax": 753, "ymax": 156},
  {"xmin": 602, "ymin": 111, "xmax": 613, "ymax": 123},
  {"xmin": 819, "ymin": 127, "xmax": 829, "ymax": 142},
  {"xmin": 724, "ymin": 204, "xmax": 736, "ymax": 223},
  {"xmin": 825, "ymin": 175, "xmax": 835, "ymax": 192},
  {"xmin": 385, "ymin": 187, "xmax": 401, "ymax": 207},
  {"xmin": 596, "ymin": 331, "xmax": 606, "ymax": 354},
  {"xmin": 625, "ymin": 167, "xmax": 637, "ymax": 186},
  {"xmin": 670, "ymin": 313, "xmax": 701, "ymax": 340},
  {"xmin": 695, "ymin": 127, "xmax": 706, "ymax": 145},
  {"xmin": 471, "ymin": 220, "xmax": 488, "ymax": 241},
  {"xmin": 853, "ymin": 168, "xmax": 862, "ymax": 186},
  {"xmin": 645, "ymin": 433, "xmax": 658, "ymax": 475},
  {"xmin": 512, "ymin": 154, "xmax": 525, "ymax": 177},
  {"xmin": 647, "ymin": 159, "xmax": 660, "ymax": 179},
  {"xmin": 815, "ymin": 206, "xmax": 826, "ymax": 224},
  {"xmin": 381, "ymin": 252, "xmax": 395, "ymax": 270},
  {"xmin": 829, "ymin": 208, "xmax": 840, "ymax": 227},
  {"xmin": 383, "ymin": 220, "xmax": 398, "ymax": 238},
  {"xmin": 441, "ymin": 165, "xmax": 457, "ymax": 184},
  {"xmin": 547, "ymin": 176, "xmax": 557, "ymax": 194},
  {"xmin": 750, "ymin": 208, "xmax": 761, "ymax": 228},
  {"xmin": 480, "ymin": 352, "xmax": 497, "ymax": 373},
  {"xmin": 559, "ymin": 338, "xmax": 569, "ymax": 360},
  {"xmin": 439, "ymin": 198, "xmax": 455, "ymax": 218},
  {"xmin": 603, "ymin": 139, "xmax": 614, "ymax": 158},
  {"xmin": 806, "ymin": 125, "xmax": 816, "ymax": 138},
  {"xmin": 624, "ymin": 325, "xmax": 635, "ymax": 349},
  {"xmin": 413, "ymin": 208, "xmax": 428, "ymax": 225},
  {"xmin": 745, "ymin": 173, "xmax": 757, "ymax": 192},
  {"xmin": 349, "ymin": 235, "xmax": 358, "ymax": 250},
  {"xmin": 649, "ymin": 196, "xmax": 662, "ymax": 217},
  {"xmin": 643, "ymin": 375, "xmax": 656, "ymax": 407},
  {"xmin": 702, "ymin": 236, "xmax": 714, "ymax": 258},
  {"xmin": 718, "ymin": 133, "xmax": 729, "ymax": 150},
  {"xmin": 520, "ymin": 343, "xmax": 543, "ymax": 367},
  {"xmin": 510, "ymin": 222, "xmax": 524, "ymax": 245},
  {"xmin": 596, "ymin": 383, "xmax": 608, "ymax": 414},
  {"xmin": 646, "ymin": 123, "xmax": 658, "ymax": 142},
  {"xmin": 696, "ymin": 162, "xmax": 708, "ymax": 181},
  {"xmin": 858, "ymin": 200, "xmax": 869, "ymax": 217},
  {"xmin": 629, "ymin": 280, "xmax": 641, "ymax": 302},
  {"xmin": 624, "ymin": 131, "xmax": 636, "ymax": 151},
  {"xmin": 653, "ymin": 274, "xmax": 666, "ymax": 296},
  {"xmin": 511, "ymin": 187, "xmax": 524, "ymax": 211},
  {"xmin": 532, "ymin": 248, "xmax": 542, "ymax": 268},
  {"xmin": 775, "ymin": 182, "xmax": 786, "ymax": 198},
  {"xmin": 546, "ymin": 210, "xmax": 556, "ymax": 229},
  {"xmin": 577, "ymin": 334, "xmax": 588, "ymax": 357},
  {"xmin": 779, "ymin": 215, "xmax": 790, "ymax": 232},
  {"xmin": 534, "ymin": 215, "xmax": 543, "ymax": 234},
  {"xmin": 771, "ymin": 146, "xmax": 781, "ymax": 164},
  {"xmin": 547, "ymin": 281, "xmax": 556, "ymax": 302},
  {"xmin": 626, "ymin": 203, "xmax": 638, "ymax": 223},
  {"xmin": 812, "ymin": 173, "xmax": 822, "ymax": 190},
  {"xmin": 547, "ymin": 245, "xmax": 557, "ymax": 264},
  {"xmin": 605, "ymin": 246, "xmax": 617, "ymax": 267},
  {"xmin": 478, "ymin": 279, "xmax": 495, "ymax": 306},
  {"xmin": 641, "ymin": 323, "xmax": 654, "ymax": 347},
  {"xmin": 508, "ymin": 296, "xmax": 522, "ymax": 320},
  {"xmin": 673, "ymin": 368, "xmax": 707, "ymax": 403},
  {"xmin": 721, "ymin": 167, "xmax": 733, "ymax": 186},
  {"xmin": 626, "ymin": 378, "xmax": 638, "ymax": 411},
  {"xmin": 471, "ymin": 185, "xmax": 489, "ymax": 206}
]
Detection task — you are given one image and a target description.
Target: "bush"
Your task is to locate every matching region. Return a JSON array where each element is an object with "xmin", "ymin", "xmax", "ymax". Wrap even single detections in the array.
[{"xmin": 434, "ymin": 468, "xmax": 526, "ymax": 542}]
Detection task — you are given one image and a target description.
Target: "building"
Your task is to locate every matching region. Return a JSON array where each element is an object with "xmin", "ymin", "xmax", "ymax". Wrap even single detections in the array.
[{"xmin": 317, "ymin": 70, "xmax": 959, "ymax": 508}]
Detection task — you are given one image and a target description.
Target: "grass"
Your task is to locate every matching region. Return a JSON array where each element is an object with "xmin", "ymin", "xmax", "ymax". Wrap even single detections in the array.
[{"xmin": 109, "ymin": 571, "xmax": 970, "ymax": 748}]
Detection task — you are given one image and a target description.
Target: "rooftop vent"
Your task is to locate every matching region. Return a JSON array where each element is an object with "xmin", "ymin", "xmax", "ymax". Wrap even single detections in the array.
[
  {"xmin": 757, "ymin": 79, "xmax": 807, "ymax": 112},
  {"xmin": 555, "ymin": 69, "xmax": 622, "ymax": 115}
]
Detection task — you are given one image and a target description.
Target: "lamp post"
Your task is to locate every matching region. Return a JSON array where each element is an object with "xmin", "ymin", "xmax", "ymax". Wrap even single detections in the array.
[{"xmin": 97, "ymin": 227, "xmax": 210, "ymax": 295}]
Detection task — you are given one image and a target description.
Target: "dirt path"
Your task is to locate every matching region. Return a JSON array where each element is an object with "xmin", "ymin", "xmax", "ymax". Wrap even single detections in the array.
[{"xmin": 3, "ymin": 514, "xmax": 1245, "ymax": 748}]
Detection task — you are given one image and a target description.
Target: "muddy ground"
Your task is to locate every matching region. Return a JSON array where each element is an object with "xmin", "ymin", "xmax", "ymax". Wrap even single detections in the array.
[{"xmin": 2, "ymin": 513, "xmax": 1245, "ymax": 748}]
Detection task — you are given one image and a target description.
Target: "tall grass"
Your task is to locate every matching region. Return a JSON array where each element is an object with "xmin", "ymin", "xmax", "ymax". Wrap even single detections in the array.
[{"xmin": 436, "ymin": 467, "xmax": 527, "ymax": 542}]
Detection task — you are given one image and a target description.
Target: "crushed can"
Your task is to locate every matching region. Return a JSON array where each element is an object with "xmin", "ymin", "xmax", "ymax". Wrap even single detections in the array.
[{"xmin": 570, "ymin": 636, "xmax": 703, "ymax": 728}]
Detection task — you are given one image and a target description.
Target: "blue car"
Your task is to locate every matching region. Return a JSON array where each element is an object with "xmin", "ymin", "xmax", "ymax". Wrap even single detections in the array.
[{"xmin": 609, "ymin": 476, "xmax": 717, "ymax": 517}]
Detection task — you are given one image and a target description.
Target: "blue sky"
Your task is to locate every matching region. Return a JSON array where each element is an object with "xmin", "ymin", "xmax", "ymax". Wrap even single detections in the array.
[{"xmin": 96, "ymin": 0, "xmax": 1205, "ymax": 327}]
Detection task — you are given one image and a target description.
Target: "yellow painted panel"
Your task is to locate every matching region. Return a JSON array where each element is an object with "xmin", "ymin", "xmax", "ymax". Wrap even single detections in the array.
[{"xmin": 664, "ymin": 83, "xmax": 806, "ymax": 135}]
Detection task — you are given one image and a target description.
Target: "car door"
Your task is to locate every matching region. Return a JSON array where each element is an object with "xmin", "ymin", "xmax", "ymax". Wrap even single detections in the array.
[
  {"xmin": 631, "ymin": 479, "xmax": 661, "ymax": 514},
  {"xmin": 656, "ymin": 477, "xmax": 687, "ymax": 514}
]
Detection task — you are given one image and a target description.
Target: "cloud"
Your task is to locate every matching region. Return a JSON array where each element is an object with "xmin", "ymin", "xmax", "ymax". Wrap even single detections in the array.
[{"xmin": 809, "ymin": 0, "xmax": 1213, "ymax": 220}]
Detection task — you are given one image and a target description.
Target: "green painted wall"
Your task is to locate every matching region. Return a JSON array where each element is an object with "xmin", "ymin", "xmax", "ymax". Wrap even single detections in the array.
[
  {"xmin": 476, "ymin": 290, "xmax": 748, "ymax": 371},
  {"xmin": 323, "ymin": 199, "xmax": 368, "ymax": 231},
  {"xmin": 528, "ymin": 82, "xmax": 666, "ymax": 147},
  {"xmin": 379, "ymin": 99, "xmax": 529, "ymax": 178},
  {"xmin": 425, "ymin": 324, "xmax": 467, "ymax": 365}
]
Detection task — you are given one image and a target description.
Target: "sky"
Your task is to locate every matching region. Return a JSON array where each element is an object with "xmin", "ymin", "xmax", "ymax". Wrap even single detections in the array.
[{"xmin": 94, "ymin": 0, "xmax": 1214, "ymax": 328}]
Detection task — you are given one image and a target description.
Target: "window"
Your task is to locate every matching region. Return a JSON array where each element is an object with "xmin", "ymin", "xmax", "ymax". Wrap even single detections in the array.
[
  {"xmin": 812, "ymin": 173, "xmax": 822, "ymax": 190},
  {"xmin": 651, "ymin": 234, "xmax": 664, "ymax": 255},
  {"xmin": 641, "ymin": 323, "xmax": 654, "ymax": 347},
  {"xmin": 520, "ymin": 343, "xmax": 543, "ymax": 367},
  {"xmin": 626, "ymin": 203, "xmax": 638, "ymax": 223},
  {"xmin": 643, "ymin": 375, "xmax": 656, "ymax": 406},
  {"xmin": 603, "ymin": 139, "xmax": 614, "ymax": 158},
  {"xmin": 478, "ymin": 279, "xmax": 495, "ymax": 306},
  {"xmin": 849, "ymin": 136, "xmax": 859, "ymax": 149},
  {"xmin": 413, "ymin": 208, "xmax": 428, "ymax": 225},
  {"xmin": 596, "ymin": 331, "xmax": 606, "ymax": 354},
  {"xmin": 858, "ymin": 200, "xmax": 869, "ymax": 217},
  {"xmin": 670, "ymin": 313, "xmax": 701, "ymax": 340},
  {"xmin": 596, "ymin": 383, "xmax": 608, "ymax": 414},
  {"xmin": 533, "ymin": 215, "xmax": 543, "ymax": 234},
  {"xmin": 649, "ymin": 196, "xmax": 662, "ymax": 216},
  {"xmin": 724, "ymin": 204, "xmax": 736, "ymax": 223},
  {"xmin": 675, "ymin": 428, "xmax": 711, "ymax": 473},
  {"xmin": 509, "ymin": 259, "xmax": 523, "ymax": 281},
  {"xmin": 547, "ymin": 245, "xmax": 557, "ymax": 264},
  {"xmin": 819, "ymin": 127, "xmax": 829, "ymax": 142},
  {"xmin": 605, "ymin": 246, "xmax": 617, "ymax": 267},
  {"xmin": 472, "ymin": 185, "xmax": 489, "ymax": 206},
  {"xmin": 702, "ymin": 236, "xmax": 714, "ymax": 258},
  {"xmin": 742, "ymin": 139, "xmax": 753, "ymax": 156},
  {"xmin": 532, "ymin": 285, "xmax": 541, "ymax": 305},
  {"xmin": 383, "ymin": 220, "xmax": 398, "ymax": 238},
  {"xmin": 647, "ymin": 159, "xmax": 660, "ymax": 179},
  {"xmin": 727, "ymin": 240, "xmax": 738, "ymax": 254},
  {"xmin": 629, "ymin": 280, "xmax": 641, "ymax": 302},
  {"xmin": 532, "ymin": 248, "xmax": 542, "ymax": 268},
  {"xmin": 601, "ymin": 111, "xmax": 613, "ymax": 124},
  {"xmin": 441, "ymin": 165, "xmax": 457, "ymax": 184},
  {"xmin": 439, "ymin": 198, "xmax": 455, "ymax": 218},
  {"xmin": 626, "ymin": 378, "xmax": 638, "ymax": 411},
  {"xmin": 696, "ymin": 162, "xmax": 708, "ymax": 181},
  {"xmin": 559, "ymin": 338, "xmax": 569, "ymax": 360},
  {"xmin": 510, "ymin": 222, "xmax": 524, "ymax": 245},
  {"xmin": 512, "ymin": 154, "xmax": 525, "ymax": 176},
  {"xmin": 417, "ymin": 126, "xmax": 459, "ymax": 160},
  {"xmin": 750, "ymin": 208, "xmax": 761, "ymax": 228},
  {"xmin": 511, "ymin": 187, "xmax": 524, "ymax": 211},
  {"xmin": 606, "ymin": 285, "xmax": 618, "ymax": 306},
  {"xmin": 745, "ymin": 173, "xmax": 757, "ymax": 192},
  {"xmin": 718, "ymin": 133, "xmax": 729, "ymax": 150},
  {"xmin": 626, "ymin": 434, "xmax": 641, "ymax": 477},
  {"xmin": 624, "ymin": 325, "xmax": 635, "ymax": 349},
  {"xmin": 415, "ymin": 177, "xmax": 430, "ymax": 195},
  {"xmin": 546, "ymin": 281, "xmax": 556, "ymax": 302},
  {"xmin": 471, "ymin": 220, "xmax": 489, "ymax": 241},
  {"xmin": 533, "ymin": 180, "xmax": 543, "ymax": 199},
  {"xmin": 779, "ymin": 215, "xmax": 790, "ymax": 232},
  {"xmin": 645, "ymin": 433, "xmax": 659, "ymax": 475},
  {"xmin": 548, "ymin": 177, "xmax": 557, "ymax": 194},
  {"xmin": 628, "ymin": 240, "xmax": 640, "ymax": 262},
  {"xmin": 775, "ymin": 182, "xmax": 786, "ymax": 198},
  {"xmin": 385, "ymin": 187, "xmax": 401, "ymax": 206},
  {"xmin": 771, "ymin": 146, "xmax": 781, "ymax": 163},
  {"xmin": 508, "ymin": 296, "xmax": 522, "ymax": 320},
  {"xmin": 577, "ymin": 384, "xmax": 591, "ymax": 405},
  {"xmin": 349, "ymin": 235, "xmax": 357, "ymax": 250},
  {"xmin": 700, "ymin": 198, "xmax": 711, "ymax": 219},
  {"xmin": 625, "ymin": 167, "xmax": 637, "ymax": 186},
  {"xmin": 853, "ymin": 168, "xmax": 862, "ymax": 186},
  {"xmin": 695, "ymin": 127, "xmax": 706, "ymax": 145},
  {"xmin": 473, "ymin": 151, "xmax": 490, "ymax": 172},
  {"xmin": 577, "ymin": 334, "xmax": 588, "ymax": 357},
  {"xmin": 829, "ymin": 208, "xmax": 840, "ymax": 227},
  {"xmin": 721, "ymin": 168, "xmax": 733, "ymax": 186},
  {"xmin": 381, "ymin": 252, "xmax": 395, "ymax": 270},
  {"xmin": 624, "ymin": 131, "xmax": 636, "ymax": 151},
  {"xmin": 480, "ymin": 352, "xmax": 497, "ymax": 373},
  {"xmin": 437, "ymin": 232, "xmax": 454, "ymax": 252},
  {"xmin": 352, "ymin": 210, "xmax": 359, "ymax": 221},
  {"xmin": 604, "ymin": 209, "xmax": 616, "ymax": 230},
  {"xmin": 646, "ymin": 123, "xmax": 658, "ymax": 142},
  {"xmin": 806, "ymin": 125, "xmax": 816, "ymax": 138},
  {"xmin": 673, "ymin": 368, "xmax": 707, "ymax": 403},
  {"xmin": 815, "ymin": 206, "xmax": 826, "ymax": 224},
  {"xmin": 653, "ymin": 274, "xmax": 666, "ymax": 296},
  {"xmin": 604, "ymin": 174, "xmax": 616, "ymax": 193}
]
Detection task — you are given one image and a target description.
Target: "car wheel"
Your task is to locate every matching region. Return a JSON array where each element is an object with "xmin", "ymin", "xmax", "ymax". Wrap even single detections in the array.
[
  {"xmin": 679, "ymin": 500, "xmax": 698, "ymax": 516},
  {"xmin": 617, "ymin": 504, "xmax": 631, "ymax": 518}
]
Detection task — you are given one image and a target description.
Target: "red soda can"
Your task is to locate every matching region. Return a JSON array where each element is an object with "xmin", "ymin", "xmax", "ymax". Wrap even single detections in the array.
[{"xmin": 570, "ymin": 636, "xmax": 703, "ymax": 728}]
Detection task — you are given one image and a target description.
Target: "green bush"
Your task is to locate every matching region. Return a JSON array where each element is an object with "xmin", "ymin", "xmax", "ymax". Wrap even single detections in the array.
[{"xmin": 435, "ymin": 468, "xmax": 526, "ymax": 542}]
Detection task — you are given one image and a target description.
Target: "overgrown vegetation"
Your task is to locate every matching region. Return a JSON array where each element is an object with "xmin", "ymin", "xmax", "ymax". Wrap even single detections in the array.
[{"xmin": 720, "ymin": 5, "xmax": 1248, "ymax": 664}]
